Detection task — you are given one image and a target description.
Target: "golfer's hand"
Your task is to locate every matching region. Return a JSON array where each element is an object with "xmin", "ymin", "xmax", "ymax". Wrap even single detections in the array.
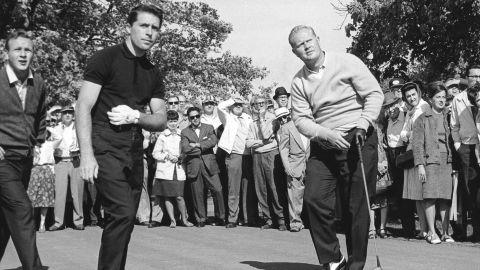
[
  {"xmin": 354, "ymin": 128, "xmax": 367, "ymax": 147},
  {"xmin": 417, "ymin": 164, "xmax": 426, "ymax": 183},
  {"xmin": 454, "ymin": 142, "xmax": 461, "ymax": 151},
  {"xmin": 80, "ymin": 154, "xmax": 98, "ymax": 184},
  {"xmin": 0, "ymin": 146, "xmax": 4, "ymax": 160},
  {"xmin": 107, "ymin": 105, "xmax": 140, "ymax": 125},
  {"xmin": 325, "ymin": 130, "xmax": 349, "ymax": 150}
]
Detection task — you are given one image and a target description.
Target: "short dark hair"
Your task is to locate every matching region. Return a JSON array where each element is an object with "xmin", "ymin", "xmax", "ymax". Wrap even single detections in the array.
[
  {"xmin": 127, "ymin": 4, "xmax": 163, "ymax": 26},
  {"xmin": 425, "ymin": 81, "xmax": 447, "ymax": 99},
  {"xmin": 166, "ymin": 110, "xmax": 179, "ymax": 121},
  {"xmin": 186, "ymin": 106, "xmax": 201, "ymax": 117},
  {"xmin": 466, "ymin": 64, "xmax": 480, "ymax": 77},
  {"xmin": 5, "ymin": 29, "xmax": 33, "ymax": 51}
]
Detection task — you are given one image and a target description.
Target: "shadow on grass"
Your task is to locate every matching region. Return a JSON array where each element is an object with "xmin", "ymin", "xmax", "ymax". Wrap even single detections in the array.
[{"xmin": 240, "ymin": 261, "xmax": 320, "ymax": 270}]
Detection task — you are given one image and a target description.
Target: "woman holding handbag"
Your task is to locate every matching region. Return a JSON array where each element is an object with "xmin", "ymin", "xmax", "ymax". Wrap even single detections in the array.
[
  {"xmin": 412, "ymin": 82, "xmax": 454, "ymax": 244},
  {"xmin": 369, "ymin": 115, "xmax": 392, "ymax": 239},
  {"xmin": 400, "ymin": 81, "xmax": 430, "ymax": 240}
]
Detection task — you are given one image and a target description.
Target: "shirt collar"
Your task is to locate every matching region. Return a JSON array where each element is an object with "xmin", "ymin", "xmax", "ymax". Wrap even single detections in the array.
[
  {"xmin": 304, "ymin": 51, "xmax": 327, "ymax": 74},
  {"xmin": 6, "ymin": 63, "xmax": 33, "ymax": 85},
  {"xmin": 121, "ymin": 41, "xmax": 146, "ymax": 60},
  {"xmin": 164, "ymin": 128, "xmax": 180, "ymax": 136}
]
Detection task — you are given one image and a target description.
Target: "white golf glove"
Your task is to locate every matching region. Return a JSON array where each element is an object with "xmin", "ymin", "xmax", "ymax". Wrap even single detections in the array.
[{"xmin": 107, "ymin": 105, "xmax": 140, "ymax": 125}]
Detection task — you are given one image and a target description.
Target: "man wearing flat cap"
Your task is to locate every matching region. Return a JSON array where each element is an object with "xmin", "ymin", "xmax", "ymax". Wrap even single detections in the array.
[
  {"xmin": 382, "ymin": 91, "xmax": 416, "ymax": 238},
  {"xmin": 217, "ymin": 94, "xmax": 257, "ymax": 228},
  {"xmin": 49, "ymin": 105, "xmax": 84, "ymax": 231},
  {"xmin": 389, "ymin": 77, "xmax": 407, "ymax": 111},
  {"xmin": 273, "ymin": 86, "xmax": 290, "ymax": 109}
]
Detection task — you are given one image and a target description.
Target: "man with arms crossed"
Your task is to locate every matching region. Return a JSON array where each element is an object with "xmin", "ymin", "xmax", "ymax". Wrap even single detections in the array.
[
  {"xmin": 76, "ymin": 5, "xmax": 166, "ymax": 270},
  {"xmin": 289, "ymin": 25, "xmax": 383, "ymax": 270},
  {"xmin": 0, "ymin": 30, "xmax": 45, "ymax": 270}
]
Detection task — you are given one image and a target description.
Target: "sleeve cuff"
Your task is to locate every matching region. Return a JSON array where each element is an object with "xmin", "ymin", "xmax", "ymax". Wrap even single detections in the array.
[{"xmin": 356, "ymin": 118, "xmax": 371, "ymax": 131}]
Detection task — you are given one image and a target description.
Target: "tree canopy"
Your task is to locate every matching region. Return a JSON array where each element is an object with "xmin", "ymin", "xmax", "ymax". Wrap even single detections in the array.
[
  {"xmin": 342, "ymin": 0, "xmax": 480, "ymax": 81},
  {"xmin": 0, "ymin": 0, "xmax": 268, "ymax": 106}
]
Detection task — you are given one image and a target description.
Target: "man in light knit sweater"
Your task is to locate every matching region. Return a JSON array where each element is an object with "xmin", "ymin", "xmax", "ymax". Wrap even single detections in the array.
[
  {"xmin": 289, "ymin": 25, "xmax": 383, "ymax": 270},
  {"xmin": 246, "ymin": 95, "xmax": 287, "ymax": 231}
]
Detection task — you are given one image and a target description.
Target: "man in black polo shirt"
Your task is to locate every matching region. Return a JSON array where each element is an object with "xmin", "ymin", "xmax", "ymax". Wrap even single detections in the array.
[
  {"xmin": 0, "ymin": 30, "xmax": 45, "ymax": 270},
  {"xmin": 76, "ymin": 4, "xmax": 166, "ymax": 270}
]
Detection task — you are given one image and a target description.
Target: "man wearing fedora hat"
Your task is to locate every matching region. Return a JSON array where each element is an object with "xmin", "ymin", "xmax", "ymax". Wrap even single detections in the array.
[
  {"xmin": 382, "ymin": 91, "xmax": 416, "ymax": 238},
  {"xmin": 273, "ymin": 86, "xmax": 290, "ymax": 108},
  {"xmin": 276, "ymin": 107, "xmax": 309, "ymax": 232}
]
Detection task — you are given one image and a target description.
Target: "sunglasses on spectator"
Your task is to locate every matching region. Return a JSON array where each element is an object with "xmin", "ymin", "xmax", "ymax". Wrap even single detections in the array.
[
  {"xmin": 278, "ymin": 115, "xmax": 289, "ymax": 120},
  {"xmin": 168, "ymin": 101, "xmax": 179, "ymax": 105},
  {"xmin": 189, "ymin": 115, "xmax": 201, "ymax": 120},
  {"xmin": 203, "ymin": 102, "xmax": 215, "ymax": 106},
  {"xmin": 233, "ymin": 103, "xmax": 243, "ymax": 107},
  {"xmin": 253, "ymin": 102, "xmax": 265, "ymax": 106}
]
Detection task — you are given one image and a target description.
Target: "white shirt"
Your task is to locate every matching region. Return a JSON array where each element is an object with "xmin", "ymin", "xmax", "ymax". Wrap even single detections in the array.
[
  {"xmin": 5, "ymin": 63, "xmax": 33, "ymax": 110},
  {"xmin": 53, "ymin": 123, "xmax": 79, "ymax": 157},
  {"xmin": 201, "ymin": 113, "xmax": 222, "ymax": 130}
]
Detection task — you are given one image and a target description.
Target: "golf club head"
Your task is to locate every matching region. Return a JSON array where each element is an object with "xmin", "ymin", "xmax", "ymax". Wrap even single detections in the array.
[{"xmin": 373, "ymin": 255, "xmax": 383, "ymax": 270}]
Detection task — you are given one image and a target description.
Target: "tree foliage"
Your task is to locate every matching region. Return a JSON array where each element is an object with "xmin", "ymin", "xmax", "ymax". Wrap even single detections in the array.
[
  {"xmin": 0, "ymin": 0, "xmax": 268, "ymax": 106},
  {"xmin": 341, "ymin": 0, "xmax": 480, "ymax": 81}
]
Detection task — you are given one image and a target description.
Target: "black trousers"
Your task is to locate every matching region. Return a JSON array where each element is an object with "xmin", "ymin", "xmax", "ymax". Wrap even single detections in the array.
[
  {"xmin": 0, "ymin": 157, "xmax": 42, "ymax": 270},
  {"xmin": 385, "ymin": 146, "xmax": 416, "ymax": 237},
  {"xmin": 92, "ymin": 124, "xmax": 144, "ymax": 270},
  {"xmin": 457, "ymin": 144, "xmax": 480, "ymax": 238},
  {"xmin": 304, "ymin": 128, "xmax": 377, "ymax": 270},
  {"xmin": 188, "ymin": 162, "xmax": 225, "ymax": 223}
]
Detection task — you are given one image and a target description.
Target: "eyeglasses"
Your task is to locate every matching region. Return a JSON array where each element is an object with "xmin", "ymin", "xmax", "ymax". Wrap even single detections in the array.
[
  {"xmin": 168, "ymin": 101, "xmax": 179, "ymax": 105},
  {"xmin": 278, "ymin": 115, "xmax": 289, "ymax": 120},
  {"xmin": 189, "ymin": 115, "xmax": 201, "ymax": 120},
  {"xmin": 468, "ymin": 75, "xmax": 480, "ymax": 79},
  {"xmin": 203, "ymin": 102, "xmax": 215, "ymax": 106},
  {"xmin": 253, "ymin": 102, "xmax": 265, "ymax": 106},
  {"xmin": 233, "ymin": 103, "xmax": 243, "ymax": 107}
]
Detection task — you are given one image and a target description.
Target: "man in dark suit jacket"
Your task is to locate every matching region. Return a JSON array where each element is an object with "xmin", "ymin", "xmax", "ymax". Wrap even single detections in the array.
[
  {"xmin": 181, "ymin": 106, "xmax": 225, "ymax": 227},
  {"xmin": 0, "ymin": 30, "xmax": 45, "ymax": 270}
]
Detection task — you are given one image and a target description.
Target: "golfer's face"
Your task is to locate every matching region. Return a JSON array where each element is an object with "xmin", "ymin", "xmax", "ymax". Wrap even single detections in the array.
[{"xmin": 291, "ymin": 29, "xmax": 321, "ymax": 63}]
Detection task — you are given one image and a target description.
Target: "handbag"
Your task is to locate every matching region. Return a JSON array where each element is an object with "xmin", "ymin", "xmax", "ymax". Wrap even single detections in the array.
[
  {"xmin": 395, "ymin": 149, "xmax": 414, "ymax": 169},
  {"xmin": 376, "ymin": 171, "xmax": 393, "ymax": 196}
]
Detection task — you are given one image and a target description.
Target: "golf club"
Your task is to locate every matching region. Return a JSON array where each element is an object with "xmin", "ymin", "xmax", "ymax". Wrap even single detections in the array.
[{"xmin": 356, "ymin": 137, "xmax": 383, "ymax": 270}]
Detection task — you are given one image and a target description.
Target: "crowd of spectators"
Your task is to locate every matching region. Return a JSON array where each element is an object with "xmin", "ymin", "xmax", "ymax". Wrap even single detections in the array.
[{"xmin": 29, "ymin": 75, "xmax": 480, "ymax": 244}]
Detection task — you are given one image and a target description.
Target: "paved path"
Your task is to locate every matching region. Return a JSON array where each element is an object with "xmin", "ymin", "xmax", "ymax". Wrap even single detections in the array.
[{"xmin": 2, "ymin": 225, "xmax": 480, "ymax": 270}]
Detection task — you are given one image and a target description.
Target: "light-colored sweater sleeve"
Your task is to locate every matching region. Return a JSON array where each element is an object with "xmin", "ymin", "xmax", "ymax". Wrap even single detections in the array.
[
  {"xmin": 291, "ymin": 78, "xmax": 333, "ymax": 141},
  {"xmin": 450, "ymin": 97, "xmax": 461, "ymax": 143},
  {"xmin": 347, "ymin": 54, "xmax": 383, "ymax": 130}
]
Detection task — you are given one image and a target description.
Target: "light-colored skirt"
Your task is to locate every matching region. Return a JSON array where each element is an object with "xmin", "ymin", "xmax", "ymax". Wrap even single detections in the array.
[{"xmin": 403, "ymin": 166, "xmax": 423, "ymax": 200}]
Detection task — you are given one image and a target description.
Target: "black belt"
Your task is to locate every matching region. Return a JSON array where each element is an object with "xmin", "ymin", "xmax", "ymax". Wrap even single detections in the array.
[{"xmin": 92, "ymin": 121, "xmax": 140, "ymax": 132}]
